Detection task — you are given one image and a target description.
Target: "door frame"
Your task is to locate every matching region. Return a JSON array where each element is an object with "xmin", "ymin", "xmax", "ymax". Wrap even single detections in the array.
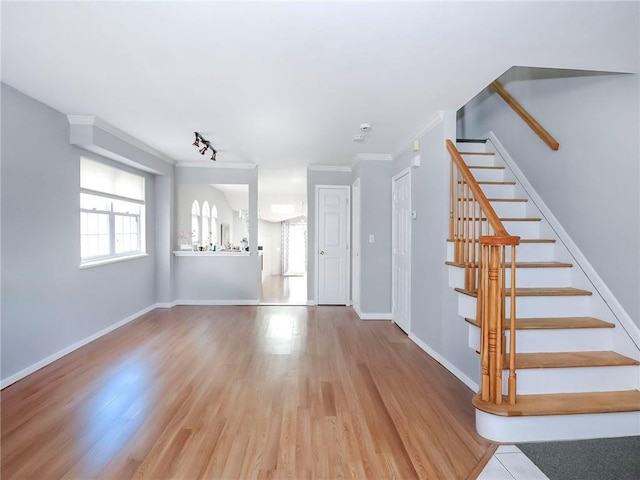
[
  {"xmin": 351, "ymin": 178, "xmax": 361, "ymax": 312},
  {"xmin": 314, "ymin": 185, "xmax": 351, "ymax": 305},
  {"xmin": 391, "ymin": 168, "xmax": 412, "ymax": 332}
]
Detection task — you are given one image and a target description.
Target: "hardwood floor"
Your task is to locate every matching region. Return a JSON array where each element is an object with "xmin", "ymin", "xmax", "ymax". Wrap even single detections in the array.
[
  {"xmin": 1, "ymin": 306, "xmax": 493, "ymax": 479},
  {"xmin": 260, "ymin": 275, "xmax": 307, "ymax": 304}
]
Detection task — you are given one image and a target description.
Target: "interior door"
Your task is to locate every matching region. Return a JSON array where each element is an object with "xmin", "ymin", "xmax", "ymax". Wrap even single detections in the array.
[
  {"xmin": 392, "ymin": 170, "xmax": 411, "ymax": 333},
  {"xmin": 351, "ymin": 179, "xmax": 361, "ymax": 311},
  {"xmin": 316, "ymin": 186, "xmax": 349, "ymax": 305}
]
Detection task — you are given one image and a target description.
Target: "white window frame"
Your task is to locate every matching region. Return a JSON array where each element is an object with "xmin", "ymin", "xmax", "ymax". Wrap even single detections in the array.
[
  {"xmin": 191, "ymin": 200, "xmax": 201, "ymax": 246},
  {"xmin": 202, "ymin": 201, "xmax": 210, "ymax": 246},
  {"xmin": 80, "ymin": 158, "xmax": 147, "ymax": 268}
]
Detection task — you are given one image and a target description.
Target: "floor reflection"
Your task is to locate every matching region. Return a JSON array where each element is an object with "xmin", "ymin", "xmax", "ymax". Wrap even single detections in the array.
[
  {"xmin": 77, "ymin": 356, "xmax": 149, "ymax": 475},
  {"xmin": 261, "ymin": 313, "xmax": 295, "ymax": 354}
]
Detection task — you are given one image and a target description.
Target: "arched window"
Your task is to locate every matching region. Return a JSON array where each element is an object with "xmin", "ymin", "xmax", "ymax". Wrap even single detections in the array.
[
  {"xmin": 202, "ymin": 201, "xmax": 210, "ymax": 246},
  {"xmin": 211, "ymin": 205, "xmax": 218, "ymax": 245},
  {"xmin": 191, "ymin": 200, "xmax": 200, "ymax": 244}
]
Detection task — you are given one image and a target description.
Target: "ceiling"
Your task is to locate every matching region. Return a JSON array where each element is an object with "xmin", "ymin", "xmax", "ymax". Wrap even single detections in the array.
[{"xmin": 2, "ymin": 1, "xmax": 637, "ymax": 218}]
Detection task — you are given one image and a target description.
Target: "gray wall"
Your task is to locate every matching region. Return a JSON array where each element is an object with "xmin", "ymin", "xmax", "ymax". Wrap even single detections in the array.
[
  {"xmin": 459, "ymin": 71, "xmax": 640, "ymax": 327},
  {"xmin": 393, "ymin": 111, "xmax": 479, "ymax": 384},
  {"xmin": 307, "ymin": 169, "xmax": 353, "ymax": 303},
  {"xmin": 1, "ymin": 84, "xmax": 158, "ymax": 381},
  {"xmin": 352, "ymin": 160, "xmax": 393, "ymax": 314}
]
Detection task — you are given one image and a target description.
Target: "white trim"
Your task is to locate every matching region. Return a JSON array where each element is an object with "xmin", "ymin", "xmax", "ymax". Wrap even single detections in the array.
[
  {"xmin": 391, "ymin": 167, "xmax": 412, "ymax": 333},
  {"xmin": 176, "ymin": 162, "xmax": 257, "ymax": 169},
  {"xmin": 173, "ymin": 299, "xmax": 259, "ymax": 306},
  {"xmin": 409, "ymin": 333, "xmax": 480, "ymax": 392},
  {"xmin": 486, "ymin": 131, "xmax": 640, "ymax": 349},
  {"xmin": 155, "ymin": 302, "xmax": 177, "ymax": 309},
  {"xmin": 79, "ymin": 253, "xmax": 148, "ymax": 269},
  {"xmin": 67, "ymin": 115, "xmax": 176, "ymax": 166},
  {"xmin": 356, "ymin": 153, "xmax": 393, "ymax": 162},
  {"xmin": 353, "ymin": 306, "xmax": 393, "ymax": 320},
  {"xmin": 393, "ymin": 111, "xmax": 445, "ymax": 157},
  {"xmin": 1, "ymin": 303, "xmax": 158, "ymax": 389},
  {"xmin": 307, "ymin": 300, "xmax": 316, "ymax": 306},
  {"xmin": 308, "ymin": 165, "xmax": 352, "ymax": 172}
]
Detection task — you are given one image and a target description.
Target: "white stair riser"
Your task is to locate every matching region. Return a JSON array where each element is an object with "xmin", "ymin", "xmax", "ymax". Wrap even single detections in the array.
[
  {"xmin": 501, "ymin": 220, "xmax": 540, "ymax": 238},
  {"xmin": 457, "ymin": 143, "xmax": 489, "ymax": 153},
  {"xmin": 446, "ymin": 241, "xmax": 556, "ymax": 263},
  {"xmin": 478, "ymin": 184, "xmax": 515, "ymax": 198},
  {"xmin": 467, "ymin": 169, "xmax": 505, "ymax": 182},
  {"xmin": 476, "ymin": 410, "xmax": 640, "ymax": 443},
  {"xmin": 457, "ymin": 294, "xmax": 591, "ymax": 318},
  {"xmin": 449, "ymin": 265, "xmax": 572, "ymax": 289},
  {"xmin": 468, "ymin": 325, "xmax": 613, "ymax": 353},
  {"xmin": 490, "ymin": 202, "xmax": 528, "ymax": 218},
  {"xmin": 506, "ymin": 365, "xmax": 639, "ymax": 395}
]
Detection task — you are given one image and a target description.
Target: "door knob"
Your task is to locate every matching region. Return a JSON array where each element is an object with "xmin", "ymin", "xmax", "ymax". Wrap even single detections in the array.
[{"xmin": 320, "ymin": 251, "xmax": 325, "ymax": 255}]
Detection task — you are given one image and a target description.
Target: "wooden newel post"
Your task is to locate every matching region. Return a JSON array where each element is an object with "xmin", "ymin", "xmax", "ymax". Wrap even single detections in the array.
[{"xmin": 486, "ymin": 244, "xmax": 502, "ymax": 404}]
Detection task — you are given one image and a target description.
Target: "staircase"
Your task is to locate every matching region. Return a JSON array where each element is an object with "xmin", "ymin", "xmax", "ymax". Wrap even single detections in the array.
[{"xmin": 447, "ymin": 138, "xmax": 640, "ymax": 442}]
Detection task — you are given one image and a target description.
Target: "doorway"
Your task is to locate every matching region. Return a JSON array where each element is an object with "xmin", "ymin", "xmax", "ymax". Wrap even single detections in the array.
[
  {"xmin": 315, "ymin": 185, "xmax": 350, "ymax": 305},
  {"xmin": 392, "ymin": 169, "xmax": 411, "ymax": 333}
]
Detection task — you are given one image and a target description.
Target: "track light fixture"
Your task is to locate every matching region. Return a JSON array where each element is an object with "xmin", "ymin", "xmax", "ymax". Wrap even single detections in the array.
[{"xmin": 192, "ymin": 132, "xmax": 217, "ymax": 161}]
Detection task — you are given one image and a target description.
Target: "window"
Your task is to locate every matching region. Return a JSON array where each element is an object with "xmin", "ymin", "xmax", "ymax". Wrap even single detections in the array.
[
  {"xmin": 80, "ymin": 157, "xmax": 145, "ymax": 265},
  {"xmin": 202, "ymin": 201, "xmax": 210, "ymax": 246},
  {"xmin": 211, "ymin": 205, "xmax": 218, "ymax": 245},
  {"xmin": 191, "ymin": 200, "xmax": 200, "ymax": 245}
]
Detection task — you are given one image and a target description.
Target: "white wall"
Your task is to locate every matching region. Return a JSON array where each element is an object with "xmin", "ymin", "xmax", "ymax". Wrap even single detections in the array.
[
  {"xmin": 1, "ymin": 84, "xmax": 159, "ymax": 382},
  {"xmin": 258, "ymin": 220, "xmax": 282, "ymax": 278},
  {"xmin": 392, "ymin": 111, "xmax": 480, "ymax": 386},
  {"xmin": 352, "ymin": 160, "xmax": 393, "ymax": 314},
  {"xmin": 459, "ymin": 70, "xmax": 640, "ymax": 327}
]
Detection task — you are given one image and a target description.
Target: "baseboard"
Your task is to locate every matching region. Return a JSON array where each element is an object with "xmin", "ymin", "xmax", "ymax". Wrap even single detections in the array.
[
  {"xmin": 352, "ymin": 304, "xmax": 392, "ymax": 320},
  {"xmin": 409, "ymin": 333, "xmax": 480, "ymax": 392},
  {"xmin": 1, "ymin": 303, "xmax": 157, "ymax": 389},
  {"xmin": 155, "ymin": 301, "xmax": 177, "ymax": 308},
  {"xmin": 173, "ymin": 299, "xmax": 260, "ymax": 306},
  {"xmin": 307, "ymin": 300, "xmax": 316, "ymax": 306},
  {"xmin": 486, "ymin": 131, "xmax": 640, "ymax": 350}
]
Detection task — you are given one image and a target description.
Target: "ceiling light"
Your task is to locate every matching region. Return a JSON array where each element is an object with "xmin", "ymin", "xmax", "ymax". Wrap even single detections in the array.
[
  {"xmin": 360, "ymin": 123, "xmax": 371, "ymax": 132},
  {"xmin": 192, "ymin": 132, "xmax": 217, "ymax": 161},
  {"xmin": 353, "ymin": 134, "xmax": 365, "ymax": 142}
]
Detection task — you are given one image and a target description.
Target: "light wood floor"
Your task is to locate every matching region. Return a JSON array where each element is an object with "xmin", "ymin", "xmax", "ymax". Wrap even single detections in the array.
[
  {"xmin": 1, "ymin": 306, "xmax": 494, "ymax": 479},
  {"xmin": 260, "ymin": 275, "xmax": 307, "ymax": 304}
]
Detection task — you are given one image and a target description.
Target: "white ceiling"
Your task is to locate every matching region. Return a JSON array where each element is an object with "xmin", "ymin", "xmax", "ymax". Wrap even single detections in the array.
[{"xmin": 2, "ymin": 1, "xmax": 637, "ymax": 201}]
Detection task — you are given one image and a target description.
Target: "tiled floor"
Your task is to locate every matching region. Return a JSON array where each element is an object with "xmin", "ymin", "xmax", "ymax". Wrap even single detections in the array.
[{"xmin": 478, "ymin": 445, "xmax": 549, "ymax": 480}]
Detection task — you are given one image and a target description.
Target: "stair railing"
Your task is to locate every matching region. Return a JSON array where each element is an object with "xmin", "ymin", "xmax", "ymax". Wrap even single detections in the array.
[{"xmin": 447, "ymin": 139, "xmax": 521, "ymax": 405}]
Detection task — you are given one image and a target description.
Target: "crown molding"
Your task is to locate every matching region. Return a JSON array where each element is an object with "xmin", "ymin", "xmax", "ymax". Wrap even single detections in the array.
[
  {"xmin": 393, "ymin": 111, "xmax": 445, "ymax": 158},
  {"xmin": 356, "ymin": 153, "xmax": 393, "ymax": 162},
  {"xmin": 67, "ymin": 115, "xmax": 176, "ymax": 166},
  {"xmin": 308, "ymin": 165, "xmax": 352, "ymax": 172},
  {"xmin": 176, "ymin": 161, "xmax": 257, "ymax": 169}
]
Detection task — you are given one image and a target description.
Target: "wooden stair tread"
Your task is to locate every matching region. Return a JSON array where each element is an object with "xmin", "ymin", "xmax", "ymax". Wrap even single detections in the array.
[
  {"xmin": 455, "ymin": 287, "xmax": 592, "ymax": 297},
  {"xmin": 447, "ymin": 238, "xmax": 555, "ymax": 243},
  {"xmin": 503, "ymin": 351, "xmax": 640, "ymax": 369},
  {"xmin": 487, "ymin": 198, "xmax": 528, "ymax": 202},
  {"xmin": 464, "ymin": 316, "xmax": 615, "ymax": 330},
  {"xmin": 447, "ymin": 261, "xmax": 572, "ymax": 269},
  {"xmin": 458, "ymin": 151, "xmax": 496, "ymax": 156},
  {"xmin": 459, "ymin": 180, "xmax": 516, "ymax": 185},
  {"xmin": 456, "ymin": 138, "xmax": 488, "ymax": 143},
  {"xmin": 457, "ymin": 217, "xmax": 541, "ymax": 222},
  {"xmin": 473, "ymin": 390, "xmax": 640, "ymax": 417},
  {"xmin": 468, "ymin": 165, "xmax": 505, "ymax": 170}
]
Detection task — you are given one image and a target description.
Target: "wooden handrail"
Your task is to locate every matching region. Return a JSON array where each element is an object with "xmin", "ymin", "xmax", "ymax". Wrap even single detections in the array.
[
  {"xmin": 447, "ymin": 139, "xmax": 520, "ymax": 406},
  {"xmin": 490, "ymin": 81, "xmax": 560, "ymax": 151},
  {"xmin": 447, "ymin": 140, "xmax": 510, "ymax": 237}
]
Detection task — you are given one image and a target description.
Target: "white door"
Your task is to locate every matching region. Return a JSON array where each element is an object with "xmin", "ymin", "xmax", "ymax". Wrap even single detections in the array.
[
  {"xmin": 392, "ymin": 170, "xmax": 411, "ymax": 332},
  {"xmin": 351, "ymin": 179, "xmax": 361, "ymax": 311},
  {"xmin": 316, "ymin": 186, "xmax": 350, "ymax": 305}
]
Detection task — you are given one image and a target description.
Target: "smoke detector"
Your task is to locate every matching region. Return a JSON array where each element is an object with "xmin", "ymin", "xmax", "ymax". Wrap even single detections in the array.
[
  {"xmin": 359, "ymin": 123, "xmax": 372, "ymax": 132},
  {"xmin": 353, "ymin": 134, "xmax": 365, "ymax": 142}
]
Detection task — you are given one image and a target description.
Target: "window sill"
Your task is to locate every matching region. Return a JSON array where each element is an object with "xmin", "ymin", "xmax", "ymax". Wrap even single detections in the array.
[
  {"xmin": 173, "ymin": 251, "xmax": 251, "ymax": 257},
  {"xmin": 80, "ymin": 253, "xmax": 149, "ymax": 269}
]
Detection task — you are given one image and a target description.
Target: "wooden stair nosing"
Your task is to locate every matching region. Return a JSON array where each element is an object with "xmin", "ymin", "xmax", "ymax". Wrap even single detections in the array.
[
  {"xmin": 446, "ymin": 238, "xmax": 556, "ymax": 244},
  {"xmin": 458, "ymin": 180, "xmax": 515, "ymax": 185},
  {"xmin": 455, "ymin": 287, "xmax": 592, "ymax": 298},
  {"xmin": 446, "ymin": 261, "xmax": 572, "ymax": 269},
  {"xmin": 464, "ymin": 316, "xmax": 615, "ymax": 330},
  {"xmin": 458, "ymin": 151, "xmax": 496, "ymax": 156},
  {"xmin": 456, "ymin": 217, "xmax": 541, "ymax": 222},
  {"xmin": 503, "ymin": 351, "xmax": 640, "ymax": 369},
  {"xmin": 487, "ymin": 198, "xmax": 528, "ymax": 203},
  {"xmin": 468, "ymin": 165, "xmax": 505, "ymax": 170},
  {"xmin": 472, "ymin": 390, "xmax": 640, "ymax": 417}
]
